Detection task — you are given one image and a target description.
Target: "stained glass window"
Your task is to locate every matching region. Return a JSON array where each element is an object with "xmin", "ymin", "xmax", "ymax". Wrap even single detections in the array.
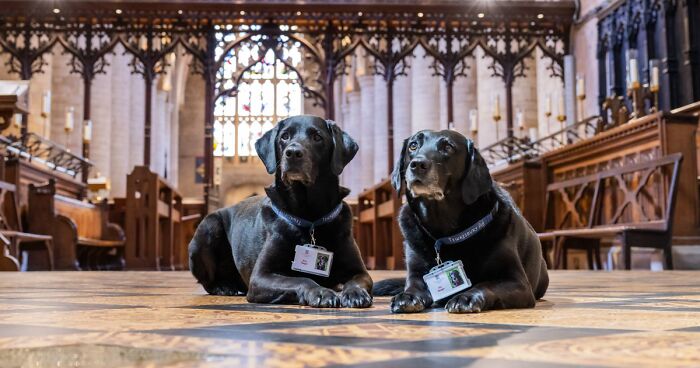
[{"xmin": 213, "ymin": 30, "xmax": 304, "ymax": 158}]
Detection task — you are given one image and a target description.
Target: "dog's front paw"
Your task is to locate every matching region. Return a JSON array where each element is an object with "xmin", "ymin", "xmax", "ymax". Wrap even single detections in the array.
[
  {"xmin": 301, "ymin": 287, "xmax": 340, "ymax": 308},
  {"xmin": 390, "ymin": 292, "xmax": 432, "ymax": 313},
  {"xmin": 445, "ymin": 290, "xmax": 487, "ymax": 313},
  {"xmin": 340, "ymin": 287, "xmax": 372, "ymax": 308}
]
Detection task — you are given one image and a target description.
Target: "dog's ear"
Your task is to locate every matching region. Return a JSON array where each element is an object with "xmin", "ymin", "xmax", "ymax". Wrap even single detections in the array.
[
  {"xmin": 255, "ymin": 118, "xmax": 285, "ymax": 174},
  {"xmin": 326, "ymin": 119, "xmax": 359, "ymax": 176},
  {"xmin": 461, "ymin": 139, "xmax": 493, "ymax": 205},
  {"xmin": 391, "ymin": 139, "xmax": 408, "ymax": 194}
]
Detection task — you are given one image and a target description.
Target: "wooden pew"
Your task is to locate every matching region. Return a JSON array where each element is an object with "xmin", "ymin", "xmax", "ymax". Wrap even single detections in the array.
[
  {"xmin": 178, "ymin": 199, "xmax": 205, "ymax": 271},
  {"xmin": 540, "ymin": 153, "xmax": 682, "ymax": 270},
  {"xmin": 540, "ymin": 112, "xmax": 699, "ymax": 245},
  {"xmin": 0, "ymin": 179, "xmax": 54, "ymax": 271},
  {"xmin": 27, "ymin": 179, "xmax": 124, "ymax": 270},
  {"xmin": 4, "ymin": 156, "xmax": 86, "ymax": 208},
  {"xmin": 125, "ymin": 166, "xmax": 183, "ymax": 270},
  {"xmin": 491, "ymin": 161, "xmax": 546, "ymax": 232},
  {"xmin": 357, "ymin": 179, "xmax": 404, "ymax": 270}
]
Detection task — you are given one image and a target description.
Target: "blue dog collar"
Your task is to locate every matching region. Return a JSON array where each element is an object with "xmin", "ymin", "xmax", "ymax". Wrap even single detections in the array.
[{"xmin": 419, "ymin": 201, "xmax": 499, "ymax": 264}]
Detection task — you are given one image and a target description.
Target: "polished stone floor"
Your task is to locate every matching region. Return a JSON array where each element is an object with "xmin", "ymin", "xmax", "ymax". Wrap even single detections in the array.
[{"xmin": 0, "ymin": 271, "xmax": 699, "ymax": 367}]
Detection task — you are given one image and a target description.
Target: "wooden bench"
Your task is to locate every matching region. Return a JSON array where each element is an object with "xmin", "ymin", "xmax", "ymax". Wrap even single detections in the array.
[
  {"xmin": 0, "ymin": 179, "xmax": 53, "ymax": 271},
  {"xmin": 27, "ymin": 179, "xmax": 125, "ymax": 270},
  {"xmin": 539, "ymin": 153, "xmax": 683, "ymax": 270},
  {"xmin": 125, "ymin": 166, "xmax": 183, "ymax": 270},
  {"xmin": 357, "ymin": 179, "xmax": 404, "ymax": 270}
]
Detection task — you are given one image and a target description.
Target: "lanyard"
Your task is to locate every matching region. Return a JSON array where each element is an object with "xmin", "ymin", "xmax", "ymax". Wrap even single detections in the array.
[
  {"xmin": 417, "ymin": 202, "xmax": 499, "ymax": 265},
  {"xmin": 269, "ymin": 201, "xmax": 344, "ymax": 245}
]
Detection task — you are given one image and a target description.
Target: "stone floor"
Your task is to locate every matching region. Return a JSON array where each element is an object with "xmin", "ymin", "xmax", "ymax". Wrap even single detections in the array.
[{"xmin": 0, "ymin": 271, "xmax": 699, "ymax": 367}]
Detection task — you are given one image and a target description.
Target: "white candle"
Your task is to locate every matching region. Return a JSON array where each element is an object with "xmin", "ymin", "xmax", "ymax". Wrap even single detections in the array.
[
  {"xmin": 41, "ymin": 90, "xmax": 51, "ymax": 116},
  {"xmin": 529, "ymin": 127, "xmax": 538, "ymax": 142},
  {"xmin": 65, "ymin": 106, "xmax": 74, "ymax": 132},
  {"xmin": 493, "ymin": 95, "xmax": 501, "ymax": 118},
  {"xmin": 516, "ymin": 109, "xmax": 524, "ymax": 129},
  {"xmin": 576, "ymin": 75, "xmax": 585, "ymax": 98},
  {"xmin": 83, "ymin": 120, "xmax": 92, "ymax": 142},
  {"xmin": 545, "ymin": 95, "xmax": 552, "ymax": 115},
  {"xmin": 651, "ymin": 66, "xmax": 660, "ymax": 89},
  {"xmin": 469, "ymin": 109, "xmax": 478, "ymax": 133},
  {"xmin": 629, "ymin": 58, "xmax": 639, "ymax": 86}
]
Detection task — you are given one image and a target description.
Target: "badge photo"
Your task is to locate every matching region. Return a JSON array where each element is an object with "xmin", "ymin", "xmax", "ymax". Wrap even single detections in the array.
[
  {"xmin": 423, "ymin": 260, "xmax": 471, "ymax": 301},
  {"xmin": 291, "ymin": 244, "xmax": 333, "ymax": 277}
]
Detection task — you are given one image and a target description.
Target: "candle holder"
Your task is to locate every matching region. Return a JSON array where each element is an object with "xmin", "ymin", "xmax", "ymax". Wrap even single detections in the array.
[
  {"xmin": 602, "ymin": 93, "xmax": 629, "ymax": 127},
  {"xmin": 627, "ymin": 84, "xmax": 657, "ymax": 118},
  {"xmin": 493, "ymin": 113, "xmax": 501, "ymax": 142}
]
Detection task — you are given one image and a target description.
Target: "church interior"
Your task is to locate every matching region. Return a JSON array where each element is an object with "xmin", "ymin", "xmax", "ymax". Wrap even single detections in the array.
[{"xmin": 1, "ymin": 0, "xmax": 700, "ymax": 366}]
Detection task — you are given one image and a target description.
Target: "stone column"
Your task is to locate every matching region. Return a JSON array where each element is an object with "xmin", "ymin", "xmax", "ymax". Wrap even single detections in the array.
[
  {"xmin": 347, "ymin": 91, "xmax": 362, "ymax": 196},
  {"xmin": 110, "ymin": 46, "xmax": 131, "ymax": 198},
  {"xmin": 357, "ymin": 74, "xmax": 375, "ymax": 190},
  {"xmin": 475, "ymin": 47, "xmax": 504, "ymax": 147},
  {"xmin": 129, "ymin": 73, "xmax": 145, "ymax": 169},
  {"xmin": 28, "ymin": 54, "xmax": 53, "ymax": 137},
  {"xmin": 50, "ymin": 52, "xmax": 83, "ymax": 153},
  {"xmin": 89, "ymin": 55, "xmax": 113, "ymax": 181},
  {"xmin": 410, "ymin": 46, "xmax": 440, "ymax": 133},
  {"xmin": 536, "ymin": 48, "xmax": 565, "ymax": 141},
  {"xmin": 392, "ymin": 70, "xmax": 412, "ymax": 162},
  {"xmin": 373, "ymin": 74, "xmax": 388, "ymax": 182},
  {"xmin": 451, "ymin": 57, "xmax": 478, "ymax": 137},
  {"xmin": 512, "ymin": 55, "xmax": 538, "ymax": 140}
]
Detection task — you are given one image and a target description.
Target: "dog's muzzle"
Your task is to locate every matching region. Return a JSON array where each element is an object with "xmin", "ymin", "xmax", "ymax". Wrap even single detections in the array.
[
  {"xmin": 406, "ymin": 158, "xmax": 444, "ymax": 200},
  {"xmin": 281, "ymin": 145, "xmax": 314, "ymax": 185}
]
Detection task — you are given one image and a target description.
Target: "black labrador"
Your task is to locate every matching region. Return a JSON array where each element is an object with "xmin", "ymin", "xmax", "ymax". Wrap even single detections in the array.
[
  {"xmin": 189, "ymin": 115, "xmax": 373, "ymax": 308},
  {"xmin": 373, "ymin": 130, "xmax": 548, "ymax": 313}
]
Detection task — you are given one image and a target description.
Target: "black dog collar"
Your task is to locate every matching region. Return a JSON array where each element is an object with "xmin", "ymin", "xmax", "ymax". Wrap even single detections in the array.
[
  {"xmin": 418, "ymin": 201, "xmax": 499, "ymax": 264},
  {"xmin": 269, "ymin": 201, "xmax": 344, "ymax": 245}
]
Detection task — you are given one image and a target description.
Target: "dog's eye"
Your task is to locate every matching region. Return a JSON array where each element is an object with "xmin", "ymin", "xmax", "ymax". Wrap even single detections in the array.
[
  {"xmin": 444, "ymin": 144, "xmax": 454, "ymax": 153},
  {"xmin": 280, "ymin": 132, "xmax": 290, "ymax": 141},
  {"xmin": 312, "ymin": 133, "xmax": 322, "ymax": 142},
  {"xmin": 408, "ymin": 142, "xmax": 418, "ymax": 152}
]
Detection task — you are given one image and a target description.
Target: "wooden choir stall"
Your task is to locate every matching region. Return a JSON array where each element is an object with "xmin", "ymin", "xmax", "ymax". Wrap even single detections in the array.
[{"xmin": 122, "ymin": 166, "xmax": 200, "ymax": 271}]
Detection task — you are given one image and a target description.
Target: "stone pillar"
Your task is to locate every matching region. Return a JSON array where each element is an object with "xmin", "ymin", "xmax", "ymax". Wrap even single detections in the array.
[
  {"xmin": 411, "ymin": 46, "xmax": 440, "ymax": 133},
  {"xmin": 50, "ymin": 52, "xmax": 83, "ymax": 153},
  {"xmin": 177, "ymin": 74, "xmax": 205, "ymax": 199},
  {"xmin": 129, "ymin": 73, "xmax": 145, "ymax": 169},
  {"xmin": 392, "ymin": 71, "xmax": 412, "ymax": 162},
  {"xmin": 110, "ymin": 46, "xmax": 131, "ymax": 198},
  {"xmin": 373, "ymin": 74, "xmax": 388, "ymax": 182},
  {"xmin": 357, "ymin": 74, "xmax": 375, "ymax": 190},
  {"xmin": 347, "ymin": 91, "xmax": 362, "ymax": 196},
  {"xmin": 475, "ymin": 47, "xmax": 504, "ymax": 147},
  {"xmin": 512, "ymin": 55, "xmax": 538, "ymax": 140},
  {"xmin": 536, "ymin": 48, "xmax": 565, "ymax": 141},
  {"xmin": 90, "ymin": 55, "xmax": 113, "ymax": 180},
  {"xmin": 28, "ymin": 54, "xmax": 53, "ymax": 137},
  {"xmin": 451, "ymin": 57, "xmax": 478, "ymax": 138}
]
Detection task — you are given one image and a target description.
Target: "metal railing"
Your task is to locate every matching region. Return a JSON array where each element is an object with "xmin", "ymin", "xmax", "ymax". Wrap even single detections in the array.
[
  {"xmin": 482, "ymin": 116, "xmax": 604, "ymax": 168},
  {"xmin": 0, "ymin": 133, "xmax": 92, "ymax": 178}
]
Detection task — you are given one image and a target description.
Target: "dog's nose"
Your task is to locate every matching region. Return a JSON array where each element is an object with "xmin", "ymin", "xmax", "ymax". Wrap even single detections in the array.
[
  {"xmin": 284, "ymin": 146, "xmax": 304, "ymax": 159},
  {"xmin": 409, "ymin": 159, "xmax": 431, "ymax": 175}
]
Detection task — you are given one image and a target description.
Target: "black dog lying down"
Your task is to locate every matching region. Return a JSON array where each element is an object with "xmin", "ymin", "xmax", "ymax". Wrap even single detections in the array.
[
  {"xmin": 374, "ymin": 130, "xmax": 548, "ymax": 313},
  {"xmin": 189, "ymin": 115, "xmax": 373, "ymax": 308}
]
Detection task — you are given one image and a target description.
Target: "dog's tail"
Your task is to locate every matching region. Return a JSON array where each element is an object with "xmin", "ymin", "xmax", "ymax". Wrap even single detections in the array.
[{"xmin": 372, "ymin": 278, "xmax": 405, "ymax": 296}]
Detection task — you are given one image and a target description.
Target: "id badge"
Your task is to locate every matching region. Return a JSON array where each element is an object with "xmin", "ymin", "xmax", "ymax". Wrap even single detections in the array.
[
  {"xmin": 291, "ymin": 244, "xmax": 333, "ymax": 277},
  {"xmin": 423, "ymin": 260, "xmax": 471, "ymax": 301}
]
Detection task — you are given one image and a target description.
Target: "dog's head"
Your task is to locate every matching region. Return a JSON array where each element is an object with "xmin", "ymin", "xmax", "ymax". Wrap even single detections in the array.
[
  {"xmin": 255, "ymin": 115, "xmax": 358, "ymax": 186},
  {"xmin": 391, "ymin": 130, "xmax": 492, "ymax": 204}
]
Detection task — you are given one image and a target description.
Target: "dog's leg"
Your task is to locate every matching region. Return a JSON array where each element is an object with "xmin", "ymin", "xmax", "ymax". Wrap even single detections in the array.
[
  {"xmin": 247, "ymin": 273, "xmax": 341, "ymax": 308},
  {"xmin": 246, "ymin": 240, "xmax": 341, "ymax": 308},
  {"xmin": 333, "ymin": 237, "xmax": 373, "ymax": 308},
  {"xmin": 390, "ymin": 247, "xmax": 433, "ymax": 313},
  {"xmin": 189, "ymin": 212, "xmax": 246, "ymax": 296},
  {"xmin": 445, "ymin": 279, "xmax": 535, "ymax": 313}
]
